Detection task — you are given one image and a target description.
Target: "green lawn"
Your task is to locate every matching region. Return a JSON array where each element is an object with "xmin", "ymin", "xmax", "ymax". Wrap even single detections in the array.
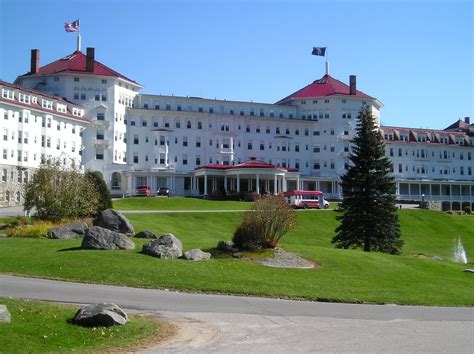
[
  {"xmin": 113, "ymin": 196, "xmax": 252, "ymax": 210},
  {"xmin": 0, "ymin": 210, "xmax": 473, "ymax": 306},
  {"xmin": 0, "ymin": 298, "xmax": 160, "ymax": 353}
]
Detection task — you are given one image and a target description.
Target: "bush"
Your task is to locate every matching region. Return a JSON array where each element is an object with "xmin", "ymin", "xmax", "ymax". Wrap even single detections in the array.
[
  {"xmin": 24, "ymin": 159, "xmax": 99, "ymax": 222},
  {"xmin": 6, "ymin": 220, "xmax": 56, "ymax": 238},
  {"xmin": 464, "ymin": 206, "xmax": 472, "ymax": 215},
  {"xmin": 232, "ymin": 195, "xmax": 297, "ymax": 251},
  {"xmin": 85, "ymin": 171, "xmax": 113, "ymax": 213}
]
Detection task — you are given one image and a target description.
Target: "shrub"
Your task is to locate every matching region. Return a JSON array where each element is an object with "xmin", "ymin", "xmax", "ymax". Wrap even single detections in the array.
[
  {"xmin": 24, "ymin": 158, "xmax": 99, "ymax": 222},
  {"xmin": 85, "ymin": 171, "xmax": 113, "ymax": 213},
  {"xmin": 6, "ymin": 220, "xmax": 56, "ymax": 238},
  {"xmin": 232, "ymin": 195, "xmax": 297, "ymax": 251},
  {"xmin": 464, "ymin": 206, "xmax": 472, "ymax": 215}
]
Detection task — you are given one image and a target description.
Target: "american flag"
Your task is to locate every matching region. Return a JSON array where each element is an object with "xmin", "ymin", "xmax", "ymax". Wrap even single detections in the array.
[{"xmin": 64, "ymin": 19, "xmax": 80, "ymax": 32}]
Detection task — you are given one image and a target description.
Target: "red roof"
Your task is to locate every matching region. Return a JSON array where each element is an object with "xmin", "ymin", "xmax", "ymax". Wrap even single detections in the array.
[
  {"xmin": 196, "ymin": 159, "xmax": 298, "ymax": 172},
  {"xmin": 277, "ymin": 74, "xmax": 374, "ymax": 104},
  {"xmin": 18, "ymin": 50, "xmax": 138, "ymax": 84}
]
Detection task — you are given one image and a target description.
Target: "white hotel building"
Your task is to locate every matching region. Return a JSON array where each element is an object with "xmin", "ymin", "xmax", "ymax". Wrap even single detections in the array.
[{"xmin": 1, "ymin": 47, "xmax": 473, "ymax": 210}]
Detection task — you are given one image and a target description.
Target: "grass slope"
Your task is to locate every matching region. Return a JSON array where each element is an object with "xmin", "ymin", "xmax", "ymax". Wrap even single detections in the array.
[
  {"xmin": 0, "ymin": 298, "xmax": 159, "ymax": 353},
  {"xmin": 0, "ymin": 210, "xmax": 472, "ymax": 306},
  {"xmin": 113, "ymin": 197, "xmax": 251, "ymax": 210}
]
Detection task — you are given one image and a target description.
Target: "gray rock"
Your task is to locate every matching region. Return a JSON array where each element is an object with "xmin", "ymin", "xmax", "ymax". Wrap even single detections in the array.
[
  {"xmin": 47, "ymin": 222, "xmax": 88, "ymax": 239},
  {"xmin": 81, "ymin": 226, "xmax": 135, "ymax": 250},
  {"xmin": 72, "ymin": 303, "xmax": 128, "ymax": 327},
  {"xmin": 94, "ymin": 209, "xmax": 134, "ymax": 235},
  {"xmin": 463, "ymin": 269, "xmax": 474, "ymax": 273},
  {"xmin": 134, "ymin": 230, "xmax": 158, "ymax": 239},
  {"xmin": 142, "ymin": 233, "xmax": 182, "ymax": 259},
  {"xmin": 432, "ymin": 256, "xmax": 443, "ymax": 261},
  {"xmin": 184, "ymin": 249, "xmax": 211, "ymax": 261},
  {"xmin": 217, "ymin": 240, "xmax": 238, "ymax": 253},
  {"xmin": 0, "ymin": 305, "xmax": 11, "ymax": 323}
]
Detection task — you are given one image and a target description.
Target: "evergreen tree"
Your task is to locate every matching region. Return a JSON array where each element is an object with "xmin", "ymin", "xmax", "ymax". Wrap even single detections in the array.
[
  {"xmin": 332, "ymin": 106, "xmax": 403, "ymax": 254},
  {"xmin": 85, "ymin": 171, "xmax": 113, "ymax": 214}
]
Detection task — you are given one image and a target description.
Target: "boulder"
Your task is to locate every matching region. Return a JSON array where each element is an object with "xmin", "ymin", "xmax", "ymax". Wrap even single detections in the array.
[
  {"xmin": 0, "ymin": 305, "xmax": 11, "ymax": 324},
  {"xmin": 134, "ymin": 230, "xmax": 158, "ymax": 239},
  {"xmin": 142, "ymin": 233, "xmax": 182, "ymax": 259},
  {"xmin": 47, "ymin": 222, "xmax": 88, "ymax": 239},
  {"xmin": 217, "ymin": 240, "xmax": 238, "ymax": 253},
  {"xmin": 94, "ymin": 209, "xmax": 134, "ymax": 235},
  {"xmin": 463, "ymin": 269, "xmax": 474, "ymax": 273},
  {"xmin": 432, "ymin": 256, "xmax": 443, "ymax": 261},
  {"xmin": 72, "ymin": 303, "xmax": 128, "ymax": 327},
  {"xmin": 81, "ymin": 226, "xmax": 135, "ymax": 250},
  {"xmin": 184, "ymin": 249, "xmax": 211, "ymax": 261}
]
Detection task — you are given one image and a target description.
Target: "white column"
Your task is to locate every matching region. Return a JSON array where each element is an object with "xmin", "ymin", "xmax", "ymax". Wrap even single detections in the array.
[
  {"xmin": 237, "ymin": 174, "xmax": 240, "ymax": 192},
  {"xmin": 274, "ymin": 175, "xmax": 278, "ymax": 194},
  {"xmin": 204, "ymin": 173, "xmax": 208, "ymax": 195},
  {"xmin": 283, "ymin": 176, "xmax": 287, "ymax": 192},
  {"xmin": 297, "ymin": 176, "xmax": 300, "ymax": 190},
  {"xmin": 164, "ymin": 136, "xmax": 169, "ymax": 167},
  {"xmin": 256, "ymin": 174, "xmax": 260, "ymax": 194},
  {"xmin": 224, "ymin": 176, "xmax": 228, "ymax": 192}
]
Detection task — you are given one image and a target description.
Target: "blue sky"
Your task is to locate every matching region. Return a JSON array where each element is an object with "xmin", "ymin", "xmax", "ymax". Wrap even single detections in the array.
[{"xmin": 1, "ymin": 0, "xmax": 472, "ymax": 129}]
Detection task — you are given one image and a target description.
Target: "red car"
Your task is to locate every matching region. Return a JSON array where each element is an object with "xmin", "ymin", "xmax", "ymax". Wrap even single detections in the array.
[{"xmin": 136, "ymin": 185, "xmax": 152, "ymax": 197}]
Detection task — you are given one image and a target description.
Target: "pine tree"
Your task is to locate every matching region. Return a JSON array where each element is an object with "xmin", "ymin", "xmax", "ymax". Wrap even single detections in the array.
[{"xmin": 332, "ymin": 106, "xmax": 403, "ymax": 254}]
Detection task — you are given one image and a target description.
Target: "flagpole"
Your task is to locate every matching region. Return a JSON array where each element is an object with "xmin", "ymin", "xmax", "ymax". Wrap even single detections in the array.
[
  {"xmin": 325, "ymin": 48, "xmax": 329, "ymax": 76},
  {"xmin": 76, "ymin": 18, "xmax": 81, "ymax": 51}
]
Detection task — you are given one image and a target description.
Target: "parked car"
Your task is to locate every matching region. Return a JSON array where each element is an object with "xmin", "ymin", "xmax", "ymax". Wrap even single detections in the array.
[
  {"xmin": 136, "ymin": 185, "xmax": 152, "ymax": 197},
  {"xmin": 157, "ymin": 187, "xmax": 170, "ymax": 197}
]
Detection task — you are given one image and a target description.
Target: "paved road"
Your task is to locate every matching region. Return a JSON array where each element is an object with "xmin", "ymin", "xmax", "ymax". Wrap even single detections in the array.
[{"xmin": 2, "ymin": 275, "xmax": 473, "ymax": 352}]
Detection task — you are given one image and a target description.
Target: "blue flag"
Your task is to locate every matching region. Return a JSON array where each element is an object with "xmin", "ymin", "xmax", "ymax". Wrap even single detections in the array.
[{"xmin": 312, "ymin": 47, "xmax": 326, "ymax": 56}]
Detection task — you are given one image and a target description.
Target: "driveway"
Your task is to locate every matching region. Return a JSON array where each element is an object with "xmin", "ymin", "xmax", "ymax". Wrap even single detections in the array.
[{"xmin": 1, "ymin": 275, "xmax": 473, "ymax": 352}]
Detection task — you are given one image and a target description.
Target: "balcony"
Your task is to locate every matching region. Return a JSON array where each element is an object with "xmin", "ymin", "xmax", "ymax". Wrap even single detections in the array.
[
  {"xmin": 93, "ymin": 139, "xmax": 109, "ymax": 148},
  {"xmin": 338, "ymin": 133, "xmax": 352, "ymax": 141},
  {"xmin": 92, "ymin": 120, "xmax": 110, "ymax": 129},
  {"xmin": 218, "ymin": 147, "xmax": 234, "ymax": 155},
  {"xmin": 150, "ymin": 164, "xmax": 175, "ymax": 172}
]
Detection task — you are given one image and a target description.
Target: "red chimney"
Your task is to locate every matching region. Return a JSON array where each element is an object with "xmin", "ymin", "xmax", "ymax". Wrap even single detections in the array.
[
  {"xmin": 86, "ymin": 47, "xmax": 95, "ymax": 72},
  {"xmin": 349, "ymin": 75, "xmax": 356, "ymax": 95},
  {"xmin": 30, "ymin": 49, "xmax": 40, "ymax": 74}
]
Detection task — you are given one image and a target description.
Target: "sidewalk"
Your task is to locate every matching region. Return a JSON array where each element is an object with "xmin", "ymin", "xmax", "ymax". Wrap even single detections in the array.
[{"xmin": 0, "ymin": 206, "xmax": 25, "ymax": 218}]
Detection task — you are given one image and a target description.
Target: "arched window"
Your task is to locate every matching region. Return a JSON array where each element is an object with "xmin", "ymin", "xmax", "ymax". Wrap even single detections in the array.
[
  {"xmin": 5, "ymin": 191, "xmax": 10, "ymax": 202},
  {"xmin": 111, "ymin": 172, "xmax": 121, "ymax": 190}
]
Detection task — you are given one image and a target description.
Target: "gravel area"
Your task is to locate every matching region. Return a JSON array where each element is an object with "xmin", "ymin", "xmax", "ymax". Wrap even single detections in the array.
[{"xmin": 259, "ymin": 249, "xmax": 317, "ymax": 269}]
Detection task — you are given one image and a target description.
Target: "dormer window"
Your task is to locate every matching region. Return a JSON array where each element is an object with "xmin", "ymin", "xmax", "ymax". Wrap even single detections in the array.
[
  {"xmin": 2, "ymin": 89, "xmax": 14, "ymax": 100},
  {"xmin": 19, "ymin": 93, "xmax": 31, "ymax": 104},
  {"xmin": 56, "ymin": 103, "xmax": 67, "ymax": 113},
  {"xmin": 42, "ymin": 99, "xmax": 53, "ymax": 110}
]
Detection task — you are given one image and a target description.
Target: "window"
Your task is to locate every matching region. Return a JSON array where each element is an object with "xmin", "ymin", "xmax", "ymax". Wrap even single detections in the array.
[
  {"xmin": 196, "ymin": 137, "xmax": 201, "ymax": 147},
  {"xmin": 95, "ymin": 94, "xmax": 100, "ymax": 101},
  {"xmin": 74, "ymin": 77, "xmax": 79, "ymax": 82},
  {"xmin": 247, "ymin": 141, "xmax": 253, "ymax": 150},
  {"xmin": 133, "ymin": 135, "xmax": 139, "ymax": 144},
  {"xmin": 187, "ymin": 121, "xmax": 191, "ymax": 129},
  {"xmin": 101, "ymin": 94, "xmax": 107, "ymax": 102},
  {"xmin": 183, "ymin": 137, "xmax": 188, "ymax": 147},
  {"xmin": 142, "ymin": 120, "xmax": 147, "ymax": 127},
  {"xmin": 74, "ymin": 93, "xmax": 79, "ymax": 100},
  {"xmin": 197, "ymin": 122, "xmax": 202, "ymax": 129},
  {"xmin": 102, "ymin": 79, "xmax": 107, "ymax": 84},
  {"xmin": 133, "ymin": 153, "xmax": 139, "ymax": 163},
  {"xmin": 42, "ymin": 100, "xmax": 53, "ymax": 109},
  {"xmin": 97, "ymin": 113, "xmax": 105, "ymax": 121},
  {"xmin": 96, "ymin": 149, "xmax": 104, "ymax": 160},
  {"xmin": 80, "ymin": 93, "xmax": 86, "ymax": 100}
]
